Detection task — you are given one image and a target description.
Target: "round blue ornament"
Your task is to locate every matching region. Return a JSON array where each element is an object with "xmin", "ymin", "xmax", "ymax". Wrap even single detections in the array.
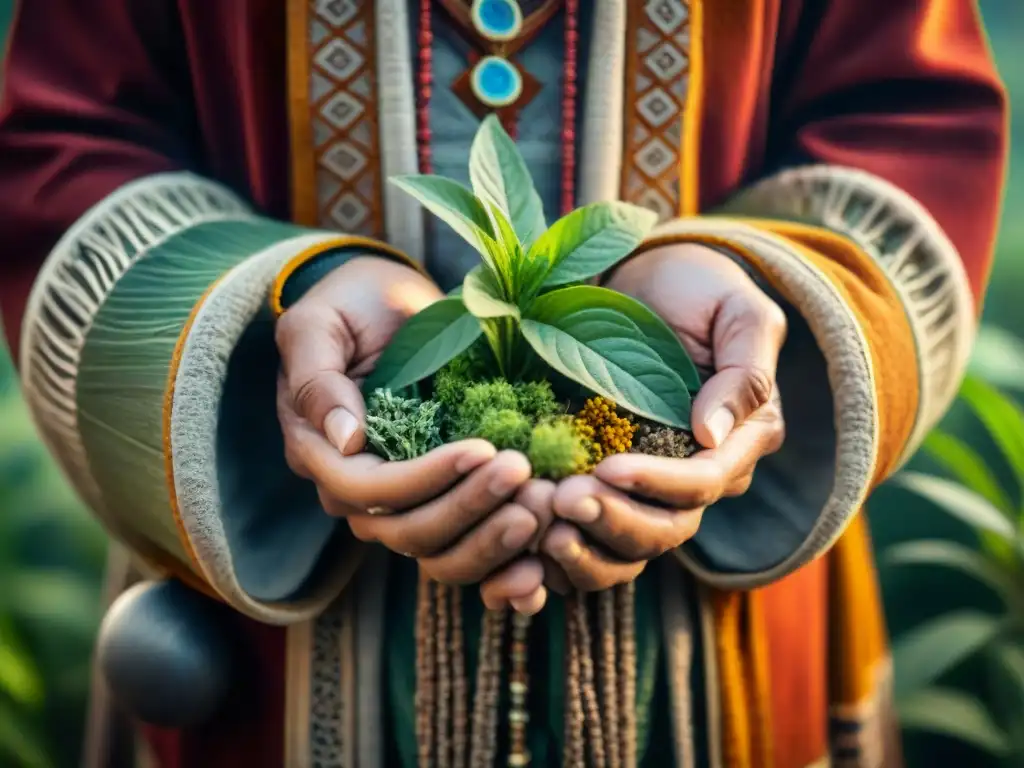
[
  {"xmin": 471, "ymin": 0, "xmax": 523, "ymax": 42},
  {"xmin": 471, "ymin": 56, "xmax": 523, "ymax": 108}
]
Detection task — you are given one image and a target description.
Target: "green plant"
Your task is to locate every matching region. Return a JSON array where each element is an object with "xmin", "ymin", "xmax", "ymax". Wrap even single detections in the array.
[
  {"xmin": 448, "ymin": 380, "xmax": 520, "ymax": 441},
  {"xmin": 527, "ymin": 420, "xmax": 587, "ymax": 480},
  {"xmin": 512, "ymin": 380, "xmax": 560, "ymax": 422},
  {"xmin": 885, "ymin": 375, "xmax": 1024, "ymax": 762},
  {"xmin": 364, "ymin": 389, "xmax": 443, "ymax": 461},
  {"xmin": 474, "ymin": 409, "xmax": 532, "ymax": 452},
  {"xmin": 365, "ymin": 115, "xmax": 701, "ymax": 428}
]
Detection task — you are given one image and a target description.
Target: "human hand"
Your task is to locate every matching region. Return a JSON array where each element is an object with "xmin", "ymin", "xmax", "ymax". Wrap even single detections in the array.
[
  {"xmin": 275, "ymin": 256, "xmax": 542, "ymax": 606},
  {"xmin": 538, "ymin": 243, "xmax": 788, "ymax": 591}
]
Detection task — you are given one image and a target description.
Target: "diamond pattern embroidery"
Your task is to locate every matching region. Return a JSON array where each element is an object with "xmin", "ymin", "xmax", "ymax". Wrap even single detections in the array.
[
  {"xmin": 622, "ymin": 0, "xmax": 693, "ymax": 220},
  {"xmin": 307, "ymin": 0, "xmax": 382, "ymax": 235},
  {"xmin": 316, "ymin": 0, "xmax": 359, "ymax": 28},
  {"xmin": 320, "ymin": 92, "xmax": 362, "ymax": 130},
  {"xmin": 315, "ymin": 39, "xmax": 363, "ymax": 82}
]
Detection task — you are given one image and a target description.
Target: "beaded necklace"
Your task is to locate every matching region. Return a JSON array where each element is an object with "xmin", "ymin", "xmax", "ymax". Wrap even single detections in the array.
[
  {"xmin": 416, "ymin": 0, "xmax": 578, "ymax": 213},
  {"xmin": 412, "ymin": 5, "xmax": 636, "ymax": 767}
]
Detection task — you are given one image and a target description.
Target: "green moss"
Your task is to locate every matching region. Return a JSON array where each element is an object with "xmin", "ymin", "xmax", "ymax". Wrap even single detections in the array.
[
  {"xmin": 432, "ymin": 344, "xmax": 490, "ymax": 411},
  {"xmin": 528, "ymin": 419, "xmax": 588, "ymax": 480},
  {"xmin": 364, "ymin": 388, "xmax": 442, "ymax": 461},
  {"xmin": 513, "ymin": 380, "xmax": 560, "ymax": 422},
  {"xmin": 474, "ymin": 408, "xmax": 532, "ymax": 451},
  {"xmin": 448, "ymin": 380, "xmax": 519, "ymax": 440}
]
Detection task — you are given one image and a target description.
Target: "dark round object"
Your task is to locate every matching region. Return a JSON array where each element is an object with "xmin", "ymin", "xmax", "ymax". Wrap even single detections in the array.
[{"xmin": 97, "ymin": 580, "xmax": 234, "ymax": 727}]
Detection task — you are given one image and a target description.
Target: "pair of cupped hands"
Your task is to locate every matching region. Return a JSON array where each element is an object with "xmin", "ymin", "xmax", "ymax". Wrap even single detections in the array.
[{"xmin": 275, "ymin": 244, "xmax": 786, "ymax": 615}]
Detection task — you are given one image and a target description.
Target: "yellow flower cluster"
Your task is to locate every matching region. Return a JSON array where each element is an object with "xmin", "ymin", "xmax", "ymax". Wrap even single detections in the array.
[{"xmin": 574, "ymin": 396, "xmax": 637, "ymax": 470}]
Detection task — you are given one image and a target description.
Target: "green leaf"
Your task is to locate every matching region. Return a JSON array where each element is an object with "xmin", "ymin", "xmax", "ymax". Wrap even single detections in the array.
[
  {"xmin": 0, "ymin": 626, "xmax": 43, "ymax": 706},
  {"xmin": 892, "ymin": 611, "xmax": 1001, "ymax": 695},
  {"xmin": 483, "ymin": 203, "xmax": 520, "ymax": 289},
  {"xmin": 6, "ymin": 572, "xmax": 102, "ymax": 639},
  {"xmin": 968, "ymin": 324, "xmax": 1024, "ymax": 393},
  {"xmin": 469, "ymin": 114, "xmax": 546, "ymax": 248},
  {"xmin": 0, "ymin": 699, "xmax": 53, "ymax": 768},
  {"xmin": 532, "ymin": 202, "xmax": 659, "ymax": 288},
  {"xmin": 462, "ymin": 266, "xmax": 519, "ymax": 319},
  {"xmin": 884, "ymin": 540, "xmax": 1011, "ymax": 603},
  {"xmin": 898, "ymin": 687, "xmax": 1009, "ymax": 756},
  {"xmin": 896, "ymin": 472, "xmax": 1016, "ymax": 542},
  {"xmin": 923, "ymin": 430, "xmax": 1015, "ymax": 516},
  {"xmin": 521, "ymin": 285, "xmax": 694, "ymax": 426},
  {"xmin": 364, "ymin": 299, "xmax": 483, "ymax": 393},
  {"xmin": 390, "ymin": 175, "xmax": 497, "ymax": 260},
  {"xmin": 959, "ymin": 376, "xmax": 1024, "ymax": 506},
  {"xmin": 994, "ymin": 642, "xmax": 1024, "ymax": 692}
]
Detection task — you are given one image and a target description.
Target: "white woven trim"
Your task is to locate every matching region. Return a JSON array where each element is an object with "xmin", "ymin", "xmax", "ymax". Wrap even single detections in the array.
[
  {"xmin": 649, "ymin": 218, "xmax": 879, "ymax": 588},
  {"xmin": 17, "ymin": 172, "xmax": 252, "ymax": 533},
  {"xmin": 168, "ymin": 233, "xmax": 364, "ymax": 623},
  {"xmin": 729, "ymin": 165, "xmax": 976, "ymax": 461},
  {"xmin": 375, "ymin": 0, "xmax": 425, "ymax": 264},
  {"xmin": 578, "ymin": 0, "xmax": 626, "ymax": 205}
]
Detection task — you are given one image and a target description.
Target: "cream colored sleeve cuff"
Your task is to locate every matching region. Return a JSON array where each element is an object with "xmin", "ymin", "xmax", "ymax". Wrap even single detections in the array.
[
  {"xmin": 649, "ymin": 165, "xmax": 975, "ymax": 589},
  {"xmin": 19, "ymin": 172, "xmax": 377, "ymax": 624}
]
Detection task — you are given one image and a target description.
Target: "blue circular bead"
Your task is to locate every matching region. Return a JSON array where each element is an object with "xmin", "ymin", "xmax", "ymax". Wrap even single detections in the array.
[
  {"xmin": 471, "ymin": 56, "xmax": 523, "ymax": 108},
  {"xmin": 472, "ymin": 0, "xmax": 523, "ymax": 42}
]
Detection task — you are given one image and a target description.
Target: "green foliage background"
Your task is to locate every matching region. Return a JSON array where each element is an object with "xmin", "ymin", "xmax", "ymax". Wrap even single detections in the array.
[{"xmin": 0, "ymin": 1, "xmax": 1020, "ymax": 765}]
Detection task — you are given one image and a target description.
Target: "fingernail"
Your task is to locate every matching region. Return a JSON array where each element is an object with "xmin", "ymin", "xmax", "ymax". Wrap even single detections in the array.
[
  {"xmin": 511, "ymin": 587, "xmax": 548, "ymax": 616},
  {"xmin": 489, "ymin": 473, "xmax": 521, "ymax": 498},
  {"xmin": 456, "ymin": 445, "xmax": 497, "ymax": 474},
  {"xmin": 550, "ymin": 538, "xmax": 582, "ymax": 563},
  {"xmin": 324, "ymin": 408, "xmax": 359, "ymax": 453},
  {"xmin": 561, "ymin": 497, "xmax": 602, "ymax": 524},
  {"xmin": 706, "ymin": 407, "xmax": 735, "ymax": 447},
  {"xmin": 501, "ymin": 517, "xmax": 539, "ymax": 550}
]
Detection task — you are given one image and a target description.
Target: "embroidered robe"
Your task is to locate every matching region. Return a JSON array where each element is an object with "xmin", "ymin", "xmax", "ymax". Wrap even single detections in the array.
[{"xmin": 0, "ymin": 0, "xmax": 1007, "ymax": 766}]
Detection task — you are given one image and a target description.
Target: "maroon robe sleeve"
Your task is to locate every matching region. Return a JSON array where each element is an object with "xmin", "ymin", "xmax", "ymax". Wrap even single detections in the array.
[{"xmin": 0, "ymin": 0, "xmax": 196, "ymax": 358}]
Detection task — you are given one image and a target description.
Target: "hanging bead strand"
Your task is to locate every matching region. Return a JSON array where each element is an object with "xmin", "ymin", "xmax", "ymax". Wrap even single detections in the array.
[
  {"xmin": 560, "ymin": 0, "xmax": 580, "ymax": 215},
  {"xmin": 417, "ymin": 0, "xmax": 434, "ymax": 173},
  {"xmin": 507, "ymin": 611, "xmax": 531, "ymax": 766}
]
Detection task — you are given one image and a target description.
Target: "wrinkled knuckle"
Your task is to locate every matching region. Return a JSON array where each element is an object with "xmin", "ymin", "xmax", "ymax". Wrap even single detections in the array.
[
  {"xmin": 690, "ymin": 481, "xmax": 722, "ymax": 510},
  {"xmin": 575, "ymin": 572, "xmax": 608, "ymax": 593},
  {"xmin": 273, "ymin": 310, "xmax": 299, "ymax": 350},
  {"xmin": 426, "ymin": 562, "xmax": 472, "ymax": 586},
  {"xmin": 637, "ymin": 539, "xmax": 670, "ymax": 561},
  {"xmin": 284, "ymin": 443, "xmax": 306, "ymax": 479},
  {"xmin": 760, "ymin": 298, "xmax": 788, "ymax": 337},
  {"xmin": 389, "ymin": 530, "xmax": 423, "ymax": 559},
  {"xmin": 670, "ymin": 510, "xmax": 701, "ymax": 545},
  {"xmin": 744, "ymin": 367, "xmax": 775, "ymax": 410},
  {"xmin": 725, "ymin": 474, "xmax": 754, "ymax": 498},
  {"xmin": 766, "ymin": 419, "xmax": 786, "ymax": 454},
  {"xmin": 292, "ymin": 375, "xmax": 325, "ymax": 419},
  {"xmin": 347, "ymin": 518, "xmax": 375, "ymax": 543}
]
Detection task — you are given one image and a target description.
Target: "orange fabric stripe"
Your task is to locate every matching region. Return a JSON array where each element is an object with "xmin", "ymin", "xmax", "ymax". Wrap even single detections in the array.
[
  {"xmin": 711, "ymin": 590, "xmax": 775, "ymax": 768},
  {"xmin": 828, "ymin": 513, "xmax": 890, "ymax": 707},
  {"xmin": 286, "ymin": 0, "xmax": 317, "ymax": 226},
  {"xmin": 756, "ymin": 558, "xmax": 830, "ymax": 768},
  {"xmin": 268, "ymin": 235, "xmax": 424, "ymax": 317},
  {"xmin": 664, "ymin": 223, "xmax": 914, "ymax": 766},
  {"xmin": 679, "ymin": 0, "xmax": 705, "ymax": 216},
  {"xmin": 747, "ymin": 591, "xmax": 775, "ymax": 767},
  {"xmin": 712, "ymin": 592, "xmax": 751, "ymax": 768},
  {"xmin": 746, "ymin": 219, "xmax": 919, "ymax": 484}
]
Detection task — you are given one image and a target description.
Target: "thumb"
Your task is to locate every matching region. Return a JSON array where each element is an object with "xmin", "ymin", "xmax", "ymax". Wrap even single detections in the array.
[
  {"xmin": 691, "ymin": 289, "xmax": 786, "ymax": 448},
  {"xmin": 275, "ymin": 302, "xmax": 367, "ymax": 455}
]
